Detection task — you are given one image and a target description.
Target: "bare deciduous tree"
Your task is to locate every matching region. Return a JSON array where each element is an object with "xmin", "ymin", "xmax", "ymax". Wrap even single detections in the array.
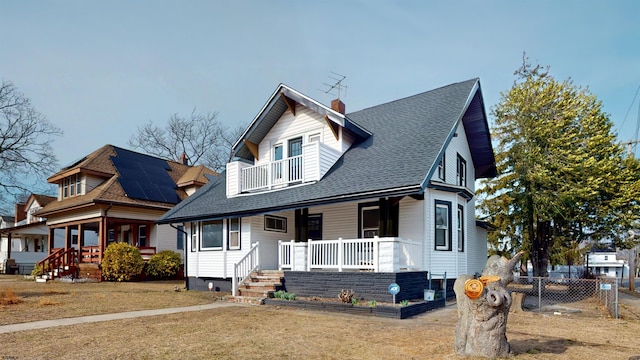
[
  {"xmin": 0, "ymin": 80, "xmax": 62, "ymax": 212},
  {"xmin": 128, "ymin": 109, "xmax": 243, "ymax": 172}
]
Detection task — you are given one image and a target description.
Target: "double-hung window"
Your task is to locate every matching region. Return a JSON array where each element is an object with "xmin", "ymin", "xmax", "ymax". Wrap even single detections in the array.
[
  {"xmin": 456, "ymin": 155, "xmax": 466, "ymax": 187},
  {"xmin": 201, "ymin": 220, "xmax": 223, "ymax": 250},
  {"xmin": 190, "ymin": 222, "xmax": 198, "ymax": 252},
  {"xmin": 228, "ymin": 218, "xmax": 241, "ymax": 250},
  {"xmin": 435, "ymin": 201, "xmax": 451, "ymax": 251},
  {"xmin": 138, "ymin": 225, "xmax": 147, "ymax": 247}
]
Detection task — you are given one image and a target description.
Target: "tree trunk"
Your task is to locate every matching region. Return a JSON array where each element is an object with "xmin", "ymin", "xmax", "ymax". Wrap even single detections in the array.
[{"xmin": 454, "ymin": 252, "xmax": 524, "ymax": 358}]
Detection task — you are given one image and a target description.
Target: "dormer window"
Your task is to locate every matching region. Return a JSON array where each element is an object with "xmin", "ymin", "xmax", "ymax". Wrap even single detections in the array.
[{"xmin": 62, "ymin": 174, "xmax": 82, "ymax": 198}]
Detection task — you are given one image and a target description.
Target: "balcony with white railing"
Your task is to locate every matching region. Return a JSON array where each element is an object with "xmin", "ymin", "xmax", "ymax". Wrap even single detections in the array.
[
  {"xmin": 227, "ymin": 141, "xmax": 343, "ymax": 196},
  {"xmin": 241, "ymin": 155, "xmax": 303, "ymax": 192},
  {"xmin": 278, "ymin": 237, "xmax": 423, "ymax": 273}
]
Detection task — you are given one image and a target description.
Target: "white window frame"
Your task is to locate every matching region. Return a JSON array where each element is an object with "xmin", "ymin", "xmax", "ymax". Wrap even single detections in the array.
[
  {"xmin": 435, "ymin": 201, "xmax": 451, "ymax": 251},
  {"xmin": 228, "ymin": 218, "xmax": 241, "ymax": 250},
  {"xmin": 361, "ymin": 205, "xmax": 380, "ymax": 239},
  {"xmin": 190, "ymin": 222, "xmax": 198, "ymax": 252},
  {"xmin": 200, "ymin": 219, "xmax": 224, "ymax": 250},
  {"xmin": 138, "ymin": 225, "xmax": 147, "ymax": 247}
]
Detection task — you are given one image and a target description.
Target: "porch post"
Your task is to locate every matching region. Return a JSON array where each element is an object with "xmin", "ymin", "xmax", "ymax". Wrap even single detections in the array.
[
  {"xmin": 338, "ymin": 237, "xmax": 343, "ymax": 272},
  {"xmin": 48, "ymin": 228, "xmax": 55, "ymax": 254},
  {"xmin": 6, "ymin": 232, "xmax": 11, "ymax": 260},
  {"xmin": 374, "ymin": 236, "xmax": 380, "ymax": 272},
  {"xmin": 99, "ymin": 217, "xmax": 105, "ymax": 262},
  {"xmin": 64, "ymin": 226, "xmax": 71, "ymax": 250}
]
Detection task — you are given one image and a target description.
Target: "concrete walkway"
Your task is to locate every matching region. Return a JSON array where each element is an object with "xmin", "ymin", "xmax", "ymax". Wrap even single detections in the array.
[{"xmin": 0, "ymin": 301, "xmax": 238, "ymax": 334}]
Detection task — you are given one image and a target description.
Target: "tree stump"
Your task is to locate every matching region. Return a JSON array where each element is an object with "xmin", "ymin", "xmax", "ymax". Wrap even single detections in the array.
[
  {"xmin": 454, "ymin": 252, "xmax": 523, "ymax": 358},
  {"xmin": 510, "ymin": 292, "xmax": 526, "ymax": 313}
]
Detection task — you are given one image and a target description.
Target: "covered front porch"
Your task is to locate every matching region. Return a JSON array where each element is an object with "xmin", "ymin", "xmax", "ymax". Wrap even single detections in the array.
[
  {"xmin": 37, "ymin": 217, "xmax": 158, "ymax": 280},
  {"xmin": 278, "ymin": 236, "xmax": 422, "ymax": 272},
  {"xmin": 232, "ymin": 236, "xmax": 423, "ymax": 296}
]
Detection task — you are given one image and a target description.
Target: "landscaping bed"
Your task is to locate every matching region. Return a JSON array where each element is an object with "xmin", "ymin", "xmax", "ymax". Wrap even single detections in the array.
[{"xmin": 263, "ymin": 297, "xmax": 446, "ymax": 319}]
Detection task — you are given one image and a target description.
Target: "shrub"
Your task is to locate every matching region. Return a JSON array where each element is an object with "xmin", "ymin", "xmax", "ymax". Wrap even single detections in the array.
[
  {"xmin": 338, "ymin": 289, "xmax": 354, "ymax": 303},
  {"xmin": 31, "ymin": 263, "xmax": 44, "ymax": 277},
  {"xmin": 273, "ymin": 290, "xmax": 296, "ymax": 300},
  {"xmin": 1, "ymin": 288, "xmax": 22, "ymax": 305},
  {"xmin": 101, "ymin": 242, "xmax": 144, "ymax": 282},
  {"xmin": 146, "ymin": 250, "xmax": 182, "ymax": 279}
]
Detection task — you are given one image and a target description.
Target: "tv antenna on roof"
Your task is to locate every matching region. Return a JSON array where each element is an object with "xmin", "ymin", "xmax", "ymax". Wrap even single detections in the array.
[{"xmin": 319, "ymin": 72, "xmax": 347, "ymax": 100}]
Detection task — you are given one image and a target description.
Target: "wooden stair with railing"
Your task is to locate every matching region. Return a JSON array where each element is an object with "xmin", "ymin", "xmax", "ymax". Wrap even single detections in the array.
[
  {"xmin": 231, "ymin": 270, "xmax": 284, "ymax": 305},
  {"xmin": 36, "ymin": 248, "xmax": 79, "ymax": 282}
]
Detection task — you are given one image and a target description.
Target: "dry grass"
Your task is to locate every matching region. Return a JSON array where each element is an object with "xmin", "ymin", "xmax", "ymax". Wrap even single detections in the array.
[
  {"xmin": 0, "ymin": 287, "xmax": 23, "ymax": 305},
  {"xmin": 0, "ymin": 275, "xmax": 215, "ymax": 325},
  {"xmin": 1, "ymin": 275, "xmax": 640, "ymax": 359}
]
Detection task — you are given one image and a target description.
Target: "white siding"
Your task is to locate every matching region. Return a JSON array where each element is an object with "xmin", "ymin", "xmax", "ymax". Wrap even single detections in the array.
[
  {"xmin": 310, "ymin": 202, "xmax": 358, "ymax": 240},
  {"xmin": 257, "ymin": 106, "xmax": 326, "ymax": 166},
  {"xmin": 398, "ymin": 196, "xmax": 424, "ymax": 243},
  {"xmin": 152, "ymin": 224, "xmax": 183, "ymax": 257},
  {"xmin": 431, "ymin": 121, "xmax": 476, "ymax": 192},
  {"xmin": 250, "ymin": 211, "xmax": 294, "ymax": 270}
]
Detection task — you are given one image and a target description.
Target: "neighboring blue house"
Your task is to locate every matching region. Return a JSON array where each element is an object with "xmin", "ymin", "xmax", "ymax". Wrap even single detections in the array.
[{"xmin": 158, "ymin": 78, "xmax": 497, "ymax": 298}]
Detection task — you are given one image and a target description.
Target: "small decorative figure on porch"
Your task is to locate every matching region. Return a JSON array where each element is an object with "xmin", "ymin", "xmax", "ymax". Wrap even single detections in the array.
[{"xmin": 453, "ymin": 251, "xmax": 524, "ymax": 358}]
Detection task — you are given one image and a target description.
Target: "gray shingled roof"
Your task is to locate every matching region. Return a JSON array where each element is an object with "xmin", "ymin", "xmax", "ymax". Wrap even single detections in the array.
[{"xmin": 158, "ymin": 78, "xmax": 494, "ymax": 224}]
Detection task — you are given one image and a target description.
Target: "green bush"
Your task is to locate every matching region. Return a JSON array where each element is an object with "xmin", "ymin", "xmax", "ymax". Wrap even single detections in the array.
[
  {"xmin": 102, "ymin": 242, "xmax": 144, "ymax": 282},
  {"xmin": 31, "ymin": 263, "xmax": 44, "ymax": 277},
  {"xmin": 146, "ymin": 250, "xmax": 182, "ymax": 279}
]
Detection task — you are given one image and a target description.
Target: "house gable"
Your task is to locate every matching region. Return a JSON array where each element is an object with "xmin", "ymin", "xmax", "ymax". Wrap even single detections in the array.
[{"xmin": 226, "ymin": 84, "xmax": 371, "ymax": 197}]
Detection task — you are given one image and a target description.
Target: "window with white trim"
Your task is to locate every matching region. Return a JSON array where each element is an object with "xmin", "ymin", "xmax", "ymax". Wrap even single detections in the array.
[
  {"xmin": 138, "ymin": 225, "xmax": 147, "ymax": 247},
  {"xmin": 435, "ymin": 201, "xmax": 451, "ymax": 251},
  {"xmin": 62, "ymin": 174, "xmax": 82, "ymax": 198},
  {"xmin": 190, "ymin": 222, "xmax": 197, "ymax": 252},
  {"xmin": 264, "ymin": 215, "xmax": 287, "ymax": 232},
  {"xmin": 228, "ymin": 218, "xmax": 241, "ymax": 250},
  {"xmin": 361, "ymin": 206, "xmax": 379, "ymax": 238},
  {"xmin": 201, "ymin": 220, "xmax": 223, "ymax": 250},
  {"xmin": 457, "ymin": 205, "xmax": 464, "ymax": 252},
  {"xmin": 456, "ymin": 154, "xmax": 467, "ymax": 187}
]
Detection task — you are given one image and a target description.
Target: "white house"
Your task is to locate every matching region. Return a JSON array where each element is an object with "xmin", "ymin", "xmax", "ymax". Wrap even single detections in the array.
[
  {"xmin": 587, "ymin": 250, "xmax": 626, "ymax": 280},
  {"xmin": 158, "ymin": 79, "xmax": 497, "ymax": 296},
  {"xmin": 0, "ymin": 194, "xmax": 55, "ymax": 274}
]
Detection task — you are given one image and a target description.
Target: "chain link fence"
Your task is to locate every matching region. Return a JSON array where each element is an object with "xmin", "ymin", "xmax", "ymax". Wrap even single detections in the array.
[{"xmin": 507, "ymin": 276, "xmax": 618, "ymax": 318}]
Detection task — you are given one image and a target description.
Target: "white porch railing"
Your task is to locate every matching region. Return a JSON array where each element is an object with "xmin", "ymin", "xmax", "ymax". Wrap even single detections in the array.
[
  {"xmin": 232, "ymin": 242, "xmax": 260, "ymax": 297},
  {"xmin": 241, "ymin": 155, "xmax": 303, "ymax": 192},
  {"xmin": 278, "ymin": 237, "xmax": 423, "ymax": 273}
]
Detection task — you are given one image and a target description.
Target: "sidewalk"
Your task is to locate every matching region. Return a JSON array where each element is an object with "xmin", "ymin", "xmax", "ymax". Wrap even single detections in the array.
[{"xmin": 0, "ymin": 301, "xmax": 238, "ymax": 334}]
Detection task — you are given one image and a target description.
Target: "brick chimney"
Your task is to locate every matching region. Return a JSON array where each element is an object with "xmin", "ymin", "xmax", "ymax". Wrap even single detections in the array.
[
  {"xmin": 331, "ymin": 99, "xmax": 345, "ymax": 114},
  {"xmin": 180, "ymin": 152, "xmax": 189, "ymax": 165},
  {"xmin": 15, "ymin": 203, "xmax": 26, "ymax": 223}
]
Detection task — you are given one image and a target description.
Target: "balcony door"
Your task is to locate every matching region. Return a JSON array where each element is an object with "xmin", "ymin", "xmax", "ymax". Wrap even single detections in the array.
[{"xmin": 288, "ymin": 137, "xmax": 303, "ymax": 182}]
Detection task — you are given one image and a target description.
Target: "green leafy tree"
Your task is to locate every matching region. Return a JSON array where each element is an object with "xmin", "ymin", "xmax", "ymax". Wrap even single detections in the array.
[
  {"xmin": 479, "ymin": 56, "xmax": 640, "ymax": 277},
  {"xmin": 146, "ymin": 250, "xmax": 182, "ymax": 279},
  {"xmin": 102, "ymin": 242, "xmax": 145, "ymax": 282}
]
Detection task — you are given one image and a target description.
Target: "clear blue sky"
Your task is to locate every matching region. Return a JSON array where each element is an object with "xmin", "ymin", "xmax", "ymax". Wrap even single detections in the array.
[{"xmin": 1, "ymin": 0, "xmax": 639, "ymax": 167}]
